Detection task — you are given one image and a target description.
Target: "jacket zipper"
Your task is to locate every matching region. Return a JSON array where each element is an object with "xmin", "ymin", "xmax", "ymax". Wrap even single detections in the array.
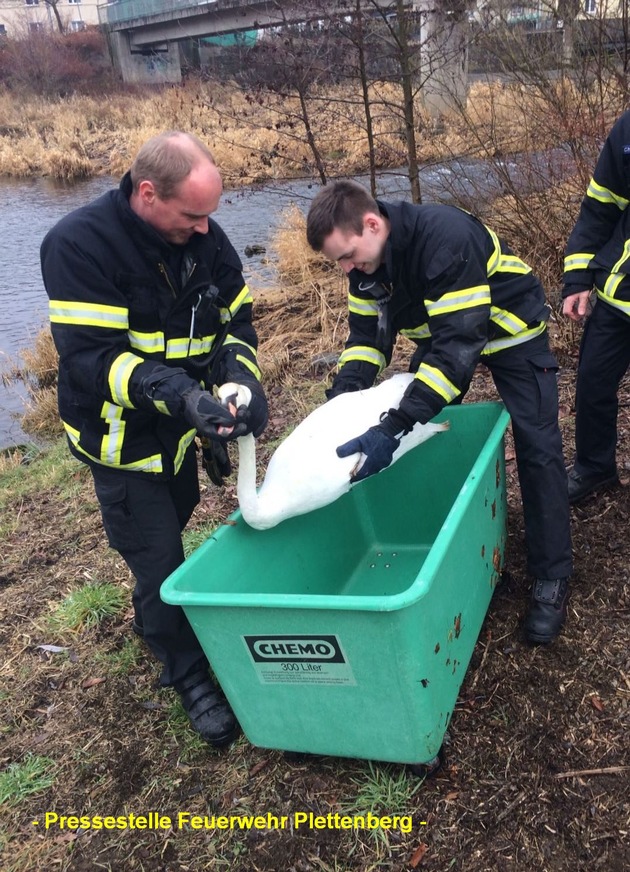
[{"xmin": 158, "ymin": 262, "xmax": 178, "ymax": 299}]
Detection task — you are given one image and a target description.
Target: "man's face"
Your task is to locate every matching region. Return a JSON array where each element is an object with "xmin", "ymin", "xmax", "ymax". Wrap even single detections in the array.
[
  {"xmin": 321, "ymin": 215, "xmax": 387, "ymax": 275},
  {"xmin": 135, "ymin": 161, "xmax": 223, "ymax": 246}
]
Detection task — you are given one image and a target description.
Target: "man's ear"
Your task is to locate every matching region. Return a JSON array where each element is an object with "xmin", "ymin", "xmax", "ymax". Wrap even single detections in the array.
[
  {"xmin": 137, "ymin": 179, "xmax": 156, "ymax": 206},
  {"xmin": 363, "ymin": 212, "xmax": 382, "ymax": 234}
]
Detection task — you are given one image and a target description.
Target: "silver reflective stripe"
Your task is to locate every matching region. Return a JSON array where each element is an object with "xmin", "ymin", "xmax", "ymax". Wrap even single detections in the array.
[
  {"xmin": 482, "ymin": 321, "xmax": 546, "ymax": 355},
  {"xmin": 49, "ymin": 300, "xmax": 128, "ymax": 328},
  {"xmin": 564, "ymin": 252, "xmax": 594, "ymax": 272},
  {"xmin": 587, "ymin": 178, "xmax": 629, "ymax": 210}
]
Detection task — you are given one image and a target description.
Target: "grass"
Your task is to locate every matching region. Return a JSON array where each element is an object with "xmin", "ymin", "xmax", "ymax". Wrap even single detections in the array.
[
  {"xmin": 93, "ymin": 637, "xmax": 143, "ymax": 676},
  {"xmin": 0, "ymin": 438, "xmax": 85, "ymax": 503},
  {"xmin": 49, "ymin": 581, "xmax": 127, "ymax": 633},
  {"xmin": 0, "ymin": 754, "xmax": 56, "ymax": 807},
  {"xmin": 341, "ymin": 761, "xmax": 423, "ymax": 854}
]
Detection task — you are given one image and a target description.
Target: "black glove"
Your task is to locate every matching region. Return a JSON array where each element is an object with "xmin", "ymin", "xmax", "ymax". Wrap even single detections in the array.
[
  {"xmin": 337, "ymin": 425, "xmax": 400, "ymax": 482},
  {"xmin": 141, "ymin": 366, "xmax": 234, "ymax": 439},
  {"xmin": 222, "ymin": 377, "xmax": 269, "ymax": 438},
  {"xmin": 181, "ymin": 387, "xmax": 238, "ymax": 441},
  {"xmin": 336, "ymin": 407, "xmax": 415, "ymax": 483},
  {"xmin": 201, "ymin": 439, "xmax": 232, "ymax": 487}
]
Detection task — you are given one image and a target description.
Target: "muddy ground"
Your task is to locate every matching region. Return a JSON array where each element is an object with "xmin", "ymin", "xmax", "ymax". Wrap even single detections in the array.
[{"xmin": 1, "ymin": 335, "xmax": 629, "ymax": 872}]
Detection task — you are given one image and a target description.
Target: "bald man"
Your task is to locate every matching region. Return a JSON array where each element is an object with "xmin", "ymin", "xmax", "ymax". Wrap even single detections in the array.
[{"xmin": 41, "ymin": 132, "xmax": 268, "ymax": 747}]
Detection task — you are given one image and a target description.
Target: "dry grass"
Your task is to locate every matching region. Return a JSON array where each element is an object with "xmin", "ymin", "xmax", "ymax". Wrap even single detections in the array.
[{"xmin": 0, "ymin": 74, "xmax": 624, "ymax": 184}]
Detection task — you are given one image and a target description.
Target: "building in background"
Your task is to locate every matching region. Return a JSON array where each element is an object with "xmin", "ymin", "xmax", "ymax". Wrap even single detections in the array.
[{"xmin": 0, "ymin": 0, "xmax": 99, "ymax": 37}]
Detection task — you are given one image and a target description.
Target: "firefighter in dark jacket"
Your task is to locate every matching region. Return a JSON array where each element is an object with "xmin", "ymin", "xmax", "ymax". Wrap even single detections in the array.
[
  {"xmin": 41, "ymin": 132, "xmax": 268, "ymax": 747},
  {"xmin": 307, "ymin": 180, "xmax": 572, "ymax": 645},
  {"xmin": 563, "ymin": 110, "xmax": 630, "ymax": 503}
]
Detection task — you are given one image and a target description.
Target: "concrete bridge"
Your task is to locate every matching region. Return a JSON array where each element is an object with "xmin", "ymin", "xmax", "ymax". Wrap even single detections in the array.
[{"xmin": 99, "ymin": 0, "xmax": 468, "ymax": 114}]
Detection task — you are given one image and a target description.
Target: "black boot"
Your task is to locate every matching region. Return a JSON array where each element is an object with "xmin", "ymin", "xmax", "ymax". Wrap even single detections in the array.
[
  {"xmin": 567, "ymin": 467, "xmax": 618, "ymax": 504},
  {"xmin": 174, "ymin": 670, "xmax": 240, "ymax": 748},
  {"xmin": 523, "ymin": 577, "xmax": 569, "ymax": 645}
]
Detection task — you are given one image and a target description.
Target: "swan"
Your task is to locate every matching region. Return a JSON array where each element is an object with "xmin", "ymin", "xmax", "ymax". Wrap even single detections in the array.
[{"xmin": 218, "ymin": 373, "xmax": 448, "ymax": 531}]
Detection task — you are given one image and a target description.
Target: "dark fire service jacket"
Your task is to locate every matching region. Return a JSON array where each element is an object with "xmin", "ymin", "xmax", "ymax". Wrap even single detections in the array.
[
  {"xmin": 40, "ymin": 173, "xmax": 262, "ymax": 478},
  {"xmin": 563, "ymin": 109, "xmax": 630, "ymax": 320},
  {"xmin": 330, "ymin": 200, "xmax": 550, "ymax": 425}
]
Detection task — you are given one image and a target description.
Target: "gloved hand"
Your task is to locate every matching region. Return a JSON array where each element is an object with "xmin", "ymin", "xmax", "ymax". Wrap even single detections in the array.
[
  {"xmin": 336, "ymin": 406, "xmax": 416, "ymax": 483},
  {"xmin": 182, "ymin": 387, "xmax": 238, "ymax": 441},
  {"xmin": 201, "ymin": 439, "xmax": 232, "ymax": 487},
  {"xmin": 222, "ymin": 377, "xmax": 269, "ymax": 438},
  {"xmin": 336, "ymin": 425, "xmax": 400, "ymax": 482}
]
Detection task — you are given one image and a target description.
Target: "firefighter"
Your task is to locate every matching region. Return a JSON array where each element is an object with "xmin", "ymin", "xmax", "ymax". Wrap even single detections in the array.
[
  {"xmin": 41, "ymin": 132, "xmax": 268, "ymax": 747},
  {"xmin": 307, "ymin": 180, "xmax": 572, "ymax": 645},
  {"xmin": 563, "ymin": 110, "xmax": 630, "ymax": 503}
]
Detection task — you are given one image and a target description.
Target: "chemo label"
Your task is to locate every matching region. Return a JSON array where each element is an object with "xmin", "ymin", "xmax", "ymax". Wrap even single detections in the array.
[{"xmin": 243, "ymin": 634, "xmax": 356, "ymax": 686}]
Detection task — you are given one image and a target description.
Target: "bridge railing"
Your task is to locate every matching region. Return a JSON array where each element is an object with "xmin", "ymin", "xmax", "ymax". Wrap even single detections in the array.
[{"xmin": 98, "ymin": 0, "xmax": 218, "ymax": 27}]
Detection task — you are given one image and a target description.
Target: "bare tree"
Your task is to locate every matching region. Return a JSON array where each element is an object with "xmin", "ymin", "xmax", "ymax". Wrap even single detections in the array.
[{"xmin": 44, "ymin": 0, "xmax": 65, "ymax": 35}]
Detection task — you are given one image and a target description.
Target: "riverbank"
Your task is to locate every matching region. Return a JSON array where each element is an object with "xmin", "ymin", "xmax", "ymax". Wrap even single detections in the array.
[{"xmin": 0, "ymin": 77, "xmax": 619, "ymax": 186}]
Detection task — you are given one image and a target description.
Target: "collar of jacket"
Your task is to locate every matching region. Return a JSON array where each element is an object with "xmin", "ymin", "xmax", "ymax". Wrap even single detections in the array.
[{"xmin": 376, "ymin": 199, "xmax": 420, "ymax": 283}]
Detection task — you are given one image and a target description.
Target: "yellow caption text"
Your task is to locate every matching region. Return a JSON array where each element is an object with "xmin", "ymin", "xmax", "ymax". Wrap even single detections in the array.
[{"xmin": 34, "ymin": 811, "xmax": 422, "ymax": 834}]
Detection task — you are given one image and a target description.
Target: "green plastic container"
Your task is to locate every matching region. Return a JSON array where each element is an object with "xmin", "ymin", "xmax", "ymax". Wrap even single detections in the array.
[{"xmin": 161, "ymin": 401, "xmax": 510, "ymax": 765}]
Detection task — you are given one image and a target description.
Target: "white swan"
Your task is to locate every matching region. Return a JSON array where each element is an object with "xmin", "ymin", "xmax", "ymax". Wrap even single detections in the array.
[{"xmin": 218, "ymin": 374, "xmax": 448, "ymax": 531}]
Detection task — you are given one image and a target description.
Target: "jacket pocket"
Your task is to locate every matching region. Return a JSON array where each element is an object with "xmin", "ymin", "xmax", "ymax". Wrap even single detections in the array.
[{"xmin": 93, "ymin": 477, "xmax": 147, "ymax": 554}]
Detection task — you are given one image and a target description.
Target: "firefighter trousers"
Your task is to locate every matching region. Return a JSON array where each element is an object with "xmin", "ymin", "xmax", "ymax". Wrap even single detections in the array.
[
  {"xmin": 91, "ymin": 444, "xmax": 208, "ymax": 687},
  {"xmin": 482, "ymin": 331, "xmax": 573, "ymax": 580},
  {"xmin": 573, "ymin": 299, "xmax": 630, "ymax": 477}
]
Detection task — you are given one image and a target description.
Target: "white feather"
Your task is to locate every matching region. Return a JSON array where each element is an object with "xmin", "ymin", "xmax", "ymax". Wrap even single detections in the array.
[{"xmin": 218, "ymin": 374, "xmax": 448, "ymax": 531}]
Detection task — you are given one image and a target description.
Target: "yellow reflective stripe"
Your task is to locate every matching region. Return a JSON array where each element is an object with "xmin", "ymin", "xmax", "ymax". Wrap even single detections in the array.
[
  {"xmin": 173, "ymin": 429, "xmax": 197, "ymax": 474},
  {"xmin": 564, "ymin": 252, "xmax": 595, "ymax": 272},
  {"xmin": 235, "ymin": 354, "xmax": 261, "ymax": 381},
  {"xmin": 221, "ymin": 337, "xmax": 262, "ymax": 380},
  {"xmin": 597, "ymin": 286, "xmax": 630, "ymax": 314},
  {"xmin": 100, "ymin": 402, "xmax": 126, "ymax": 465},
  {"xmin": 108, "ymin": 352, "xmax": 143, "ymax": 408},
  {"xmin": 348, "ymin": 294, "xmax": 379, "ymax": 317},
  {"xmin": 153, "ymin": 401, "xmax": 171, "ymax": 416},
  {"xmin": 599, "ymin": 240, "xmax": 630, "ymax": 302},
  {"xmin": 587, "ymin": 178, "xmax": 629, "ymax": 210},
  {"xmin": 496, "ymin": 254, "xmax": 532, "ymax": 275},
  {"xmin": 490, "ymin": 307, "xmax": 528, "ymax": 335},
  {"xmin": 414, "ymin": 364, "xmax": 460, "ymax": 402},
  {"xmin": 338, "ymin": 345, "xmax": 386, "ymax": 372},
  {"xmin": 400, "ymin": 323, "xmax": 431, "ymax": 341},
  {"xmin": 220, "ymin": 284, "xmax": 253, "ymax": 323},
  {"xmin": 609, "ymin": 238, "xmax": 630, "ymax": 276},
  {"xmin": 486, "ymin": 226, "xmax": 502, "ymax": 276},
  {"xmin": 224, "ymin": 336, "xmax": 257, "ymax": 356},
  {"xmin": 425, "ymin": 286, "xmax": 491, "ymax": 317},
  {"xmin": 166, "ymin": 336, "xmax": 215, "ymax": 359},
  {"xmin": 482, "ymin": 322, "xmax": 546, "ymax": 355},
  {"xmin": 128, "ymin": 330, "xmax": 165, "ymax": 353},
  {"xmin": 62, "ymin": 421, "xmax": 163, "ymax": 472},
  {"xmin": 49, "ymin": 300, "xmax": 128, "ymax": 329}
]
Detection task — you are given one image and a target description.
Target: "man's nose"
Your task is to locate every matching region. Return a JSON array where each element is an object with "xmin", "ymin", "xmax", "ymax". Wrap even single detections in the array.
[
  {"xmin": 193, "ymin": 216, "xmax": 209, "ymax": 234},
  {"xmin": 340, "ymin": 260, "xmax": 354, "ymax": 274}
]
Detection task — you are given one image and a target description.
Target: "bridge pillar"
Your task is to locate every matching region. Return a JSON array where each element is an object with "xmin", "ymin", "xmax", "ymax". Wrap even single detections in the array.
[
  {"xmin": 107, "ymin": 30, "xmax": 183, "ymax": 85},
  {"xmin": 416, "ymin": 4, "xmax": 469, "ymax": 117}
]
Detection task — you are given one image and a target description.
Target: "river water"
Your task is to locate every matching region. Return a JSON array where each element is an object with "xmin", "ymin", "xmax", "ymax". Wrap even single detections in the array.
[{"xmin": 0, "ymin": 157, "xmax": 525, "ymax": 450}]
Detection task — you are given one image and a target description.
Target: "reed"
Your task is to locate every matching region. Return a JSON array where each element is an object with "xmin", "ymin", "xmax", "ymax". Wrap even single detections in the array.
[{"xmin": 0, "ymin": 76, "xmax": 619, "ymax": 183}]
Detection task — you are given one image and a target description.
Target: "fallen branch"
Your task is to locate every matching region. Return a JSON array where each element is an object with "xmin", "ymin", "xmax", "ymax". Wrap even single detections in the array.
[{"xmin": 554, "ymin": 766, "xmax": 630, "ymax": 779}]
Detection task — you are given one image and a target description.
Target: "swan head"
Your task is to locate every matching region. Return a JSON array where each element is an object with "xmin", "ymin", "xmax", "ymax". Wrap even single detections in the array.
[{"xmin": 216, "ymin": 382, "xmax": 253, "ymax": 411}]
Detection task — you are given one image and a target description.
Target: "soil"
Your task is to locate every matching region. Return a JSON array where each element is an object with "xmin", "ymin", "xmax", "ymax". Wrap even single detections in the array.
[{"xmin": 1, "ymin": 336, "xmax": 629, "ymax": 872}]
